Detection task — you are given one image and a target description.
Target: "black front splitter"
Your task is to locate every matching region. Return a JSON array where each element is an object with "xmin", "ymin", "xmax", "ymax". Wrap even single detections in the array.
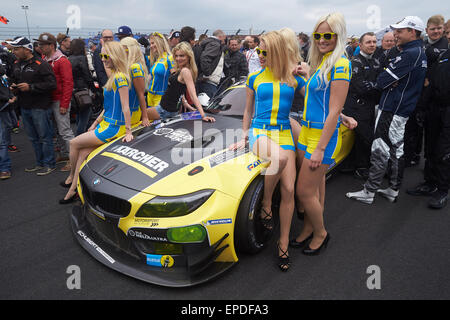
[{"xmin": 70, "ymin": 205, "xmax": 236, "ymax": 288}]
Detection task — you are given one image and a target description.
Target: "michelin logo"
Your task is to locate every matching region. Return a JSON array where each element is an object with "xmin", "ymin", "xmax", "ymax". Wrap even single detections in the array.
[{"xmin": 206, "ymin": 219, "xmax": 232, "ymax": 226}]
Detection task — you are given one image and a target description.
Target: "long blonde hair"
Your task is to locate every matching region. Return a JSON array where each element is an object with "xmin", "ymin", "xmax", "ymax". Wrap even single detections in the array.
[
  {"xmin": 260, "ymin": 31, "xmax": 297, "ymax": 87},
  {"xmin": 308, "ymin": 12, "xmax": 348, "ymax": 89},
  {"xmin": 103, "ymin": 41, "xmax": 131, "ymax": 91},
  {"xmin": 149, "ymin": 32, "xmax": 172, "ymax": 65},
  {"xmin": 120, "ymin": 37, "xmax": 149, "ymax": 88},
  {"xmin": 172, "ymin": 41, "xmax": 198, "ymax": 82},
  {"xmin": 278, "ymin": 27, "xmax": 303, "ymax": 66}
]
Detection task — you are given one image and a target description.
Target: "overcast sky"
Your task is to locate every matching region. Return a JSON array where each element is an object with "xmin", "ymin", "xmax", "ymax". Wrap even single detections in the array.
[{"xmin": 1, "ymin": 0, "xmax": 449, "ymax": 39}]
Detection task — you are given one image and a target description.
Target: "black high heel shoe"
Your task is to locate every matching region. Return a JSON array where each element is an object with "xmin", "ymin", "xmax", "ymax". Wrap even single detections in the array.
[
  {"xmin": 289, "ymin": 233, "xmax": 313, "ymax": 249},
  {"xmin": 302, "ymin": 233, "xmax": 330, "ymax": 256},
  {"xmin": 259, "ymin": 208, "xmax": 274, "ymax": 231},
  {"xmin": 59, "ymin": 191, "xmax": 78, "ymax": 205},
  {"xmin": 277, "ymin": 242, "xmax": 290, "ymax": 272},
  {"xmin": 60, "ymin": 181, "xmax": 72, "ymax": 188}
]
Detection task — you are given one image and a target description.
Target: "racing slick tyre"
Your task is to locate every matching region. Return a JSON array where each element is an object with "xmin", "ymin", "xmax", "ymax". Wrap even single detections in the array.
[{"xmin": 234, "ymin": 176, "xmax": 273, "ymax": 255}]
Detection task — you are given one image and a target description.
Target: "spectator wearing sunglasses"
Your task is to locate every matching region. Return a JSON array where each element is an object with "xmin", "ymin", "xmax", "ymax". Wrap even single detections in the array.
[
  {"xmin": 60, "ymin": 41, "xmax": 134, "ymax": 204},
  {"xmin": 292, "ymin": 12, "xmax": 351, "ymax": 257},
  {"xmin": 147, "ymin": 32, "xmax": 175, "ymax": 109},
  {"xmin": 230, "ymin": 31, "xmax": 307, "ymax": 272}
]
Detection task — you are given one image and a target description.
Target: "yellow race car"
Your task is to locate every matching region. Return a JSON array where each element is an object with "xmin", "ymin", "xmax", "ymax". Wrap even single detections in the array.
[{"xmin": 70, "ymin": 81, "xmax": 355, "ymax": 287}]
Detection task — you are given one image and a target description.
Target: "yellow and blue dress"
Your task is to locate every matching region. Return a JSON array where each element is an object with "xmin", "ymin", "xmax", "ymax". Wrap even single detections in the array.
[
  {"xmin": 246, "ymin": 67, "xmax": 306, "ymax": 152},
  {"xmin": 95, "ymin": 72, "xmax": 130, "ymax": 143},
  {"xmin": 147, "ymin": 52, "xmax": 175, "ymax": 108},
  {"xmin": 298, "ymin": 51, "xmax": 351, "ymax": 165}
]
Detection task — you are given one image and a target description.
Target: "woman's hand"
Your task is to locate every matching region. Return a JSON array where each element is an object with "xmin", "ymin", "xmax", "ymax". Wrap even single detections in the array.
[
  {"xmin": 341, "ymin": 114, "xmax": 358, "ymax": 130},
  {"xmin": 141, "ymin": 117, "xmax": 151, "ymax": 127},
  {"xmin": 229, "ymin": 138, "xmax": 247, "ymax": 151},
  {"xmin": 294, "ymin": 62, "xmax": 310, "ymax": 78},
  {"xmin": 202, "ymin": 116, "xmax": 215, "ymax": 123},
  {"xmin": 309, "ymin": 148, "xmax": 324, "ymax": 170},
  {"xmin": 122, "ymin": 131, "xmax": 134, "ymax": 143}
]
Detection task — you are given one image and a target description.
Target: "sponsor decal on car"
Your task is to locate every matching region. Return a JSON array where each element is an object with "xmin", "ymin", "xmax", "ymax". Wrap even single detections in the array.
[
  {"xmin": 77, "ymin": 230, "xmax": 115, "ymax": 264},
  {"xmin": 153, "ymin": 128, "xmax": 193, "ymax": 143},
  {"xmin": 128, "ymin": 228, "xmax": 168, "ymax": 242},
  {"xmin": 209, "ymin": 148, "xmax": 248, "ymax": 168},
  {"xmin": 206, "ymin": 218, "xmax": 232, "ymax": 226},
  {"xmin": 247, "ymin": 160, "xmax": 262, "ymax": 171},
  {"xmin": 105, "ymin": 145, "xmax": 170, "ymax": 174},
  {"xmin": 146, "ymin": 254, "xmax": 174, "ymax": 268}
]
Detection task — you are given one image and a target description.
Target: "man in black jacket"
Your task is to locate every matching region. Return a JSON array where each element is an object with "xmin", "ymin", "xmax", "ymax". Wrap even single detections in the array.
[
  {"xmin": 7, "ymin": 37, "xmax": 57, "ymax": 175},
  {"xmin": 407, "ymin": 47, "xmax": 450, "ymax": 209},
  {"xmin": 197, "ymin": 30, "xmax": 226, "ymax": 99},
  {"xmin": 93, "ymin": 29, "xmax": 114, "ymax": 88},
  {"xmin": 404, "ymin": 15, "xmax": 448, "ymax": 167},
  {"xmin": 224, "ymin": 36, "xmax": 248, "ymax": 82},
  {"xmin": 0, "ymin": 63, "xmax": 13, "ymax": 179},
  {"xmin": 342, "ymin": 32, "xmax": 382, "ymax": 179}
]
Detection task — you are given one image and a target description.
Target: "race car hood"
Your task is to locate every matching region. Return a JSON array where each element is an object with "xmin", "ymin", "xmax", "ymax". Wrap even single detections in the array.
[{"xmin": 85, "ymin": 114, "xmax": 244, "ymax": 193}]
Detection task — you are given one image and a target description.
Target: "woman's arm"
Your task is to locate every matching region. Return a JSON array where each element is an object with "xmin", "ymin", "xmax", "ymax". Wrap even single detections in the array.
[
  {"xmin": 88, "ymin": 110, "xmax": 105, "ymax": 131},
  {"xmin": 132, "ymin": 76, "xmax": 150, "ymax": 127},
  {"xmin": 310, "ymin": 80, "xmax": 349, "ymax": 169},
  {"xmin": 181, "ymin": 68, "xmax": 215, "ymax": 122},
  {"xmin": 118, "ymin": 85, "xmax": 134, "ymax": 142}
]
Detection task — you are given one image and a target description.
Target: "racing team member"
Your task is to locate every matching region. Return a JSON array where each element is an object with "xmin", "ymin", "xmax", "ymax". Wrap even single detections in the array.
[
  {"xmin": 342, "ymin": 32, "xmax": 382, "ymax": 179},
  {"xmin": 407, "ymin": 46, "xmax": 450, "ymax": 209},
  {"xmin": 346, "ymin": 16, "xmax": 427, "ymax": 204},
  {"xmin": 404, "ymin": 15, "xmax": 449, "ymax": 168}
]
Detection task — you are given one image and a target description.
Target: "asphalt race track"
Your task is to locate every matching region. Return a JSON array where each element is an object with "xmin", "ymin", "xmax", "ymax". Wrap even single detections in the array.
[{"xmin": 1, "ymin": 126, "xmax": 449, "ymax": 300}]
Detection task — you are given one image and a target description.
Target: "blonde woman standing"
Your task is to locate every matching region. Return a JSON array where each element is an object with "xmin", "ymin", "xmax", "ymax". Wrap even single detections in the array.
[
  {"xmin": 60, "ymin": 41, "xmax": 134, "ymax": 204},
  {"xmin": 147, "ymin": 32, "xmax": 175, "ymax": 109},
  {"xmin": 120, "ymin": 37, "xmax": 150, "ymax": 127},
  {"xmin": 291, "ymin": 13, "xmax": 351, "ymax": 255},
  {"xmin": 230, "ymin": 31, "xmax": 307, "ymax": 271}
]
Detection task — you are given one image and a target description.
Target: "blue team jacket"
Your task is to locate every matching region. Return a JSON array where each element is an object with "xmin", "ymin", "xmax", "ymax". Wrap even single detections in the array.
[{"xmin": 377, "ymin": 39, "xmax": 427, "ymax": 118}]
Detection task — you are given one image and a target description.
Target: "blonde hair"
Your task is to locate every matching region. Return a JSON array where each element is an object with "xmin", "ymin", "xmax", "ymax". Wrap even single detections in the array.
[
  {"xmin": 278, "ymin": 27, "xmax": 303, "ymax": 66},
  {"xmin": 260, "ymin": 31, "xmax": 297, "ymax": 87},
  {"xmin": 172, "ymin": 41, "xmax": 198, "ymax": 82},
  {"xmin": 308, "ymin": 12, "xmax": 348, "ymax": 89},
  {"xmin": 120, "ymin": 37, "xmax": 149, "ymax": 88},
  {"xmin": 103, "ymin": 41, "xmax": 131, "ymax": 91},
  {"xmin": 149, "ymin": 32, "xmax": 172, "ymax": 65}
]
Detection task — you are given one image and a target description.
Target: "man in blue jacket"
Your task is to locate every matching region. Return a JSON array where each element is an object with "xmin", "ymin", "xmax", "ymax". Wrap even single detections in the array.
[{"xmin": 347, "ymin": 16, "xmax": 427, "ymax": 204}]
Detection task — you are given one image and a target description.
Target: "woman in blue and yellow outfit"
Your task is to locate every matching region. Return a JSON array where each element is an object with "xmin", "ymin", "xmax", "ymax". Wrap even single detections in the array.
[
  {"xmin": 290, "ymin": 13, "xmax": 351, "ymax": 255},
  {"xmin": 120, "ymin": 37, "xmax": 150, "ymax": 127},
  {"xmin": 230, "ymin": 31, "xmax": 306, "ymax": 271},
  {"xmin": 146, "ymin": 32, "xmax": 174, "ymax": 111},
  {"xmin": 60, "ymin": 41, "xmax": 134, "ymax": 204}
]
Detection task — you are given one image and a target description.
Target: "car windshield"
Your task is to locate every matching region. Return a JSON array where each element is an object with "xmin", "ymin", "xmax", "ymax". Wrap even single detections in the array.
[{"xmin": 205, "ymin": 82, "xmax": 247, "ymax": 117}]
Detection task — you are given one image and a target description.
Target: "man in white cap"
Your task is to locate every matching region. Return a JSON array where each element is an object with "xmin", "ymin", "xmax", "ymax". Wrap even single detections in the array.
[{"xmin": 346, "ymin": 16, "xmax": 428, "ymax": 204}]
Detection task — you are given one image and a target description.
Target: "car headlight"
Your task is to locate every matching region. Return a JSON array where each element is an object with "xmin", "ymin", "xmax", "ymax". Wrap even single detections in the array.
[
  {"xmin": 167, "ymin": 225, "xmax": 207, "ymax": 243},
  {"xmin": 135, "ymin": 189, "xmax": 215, "ymax": 218}
]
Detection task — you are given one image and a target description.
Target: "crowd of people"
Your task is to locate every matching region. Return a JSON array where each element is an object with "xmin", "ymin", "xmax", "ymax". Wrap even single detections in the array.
[{"xmin": 0, "ymin": 12, "xmax": 449, "ymax": 272}]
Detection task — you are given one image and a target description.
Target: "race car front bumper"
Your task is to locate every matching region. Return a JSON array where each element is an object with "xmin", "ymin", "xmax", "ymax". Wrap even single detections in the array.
[{"xmin": 70, "ymin": 204, "xmax": 236, "ymax": 287}]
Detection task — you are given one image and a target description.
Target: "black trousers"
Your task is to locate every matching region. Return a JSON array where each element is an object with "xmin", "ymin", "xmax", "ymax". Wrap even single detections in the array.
[
  {"xmin": 404, "ymin": 108, "xmax": 423, "ymax": 162},
  {"xmin": 424, "ymin": 104, "xmax": 450, "ymax": 192}
]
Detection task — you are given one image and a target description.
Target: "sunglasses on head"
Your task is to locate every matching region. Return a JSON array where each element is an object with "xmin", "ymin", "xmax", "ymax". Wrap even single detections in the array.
[
  {"xmin": 152, "ymin": 32, "xmax": 164, "ymax": 39},
  {"xmin": 256, "ymin": 47, "xmax": 267, "ymax": 57},
  {"xmin": 99, "ymin": 53, "xmax": 110, "ymax": 60},
  {"xmin": 312, "ymin": 32, "xmax": 336, "ymax": 41}
]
